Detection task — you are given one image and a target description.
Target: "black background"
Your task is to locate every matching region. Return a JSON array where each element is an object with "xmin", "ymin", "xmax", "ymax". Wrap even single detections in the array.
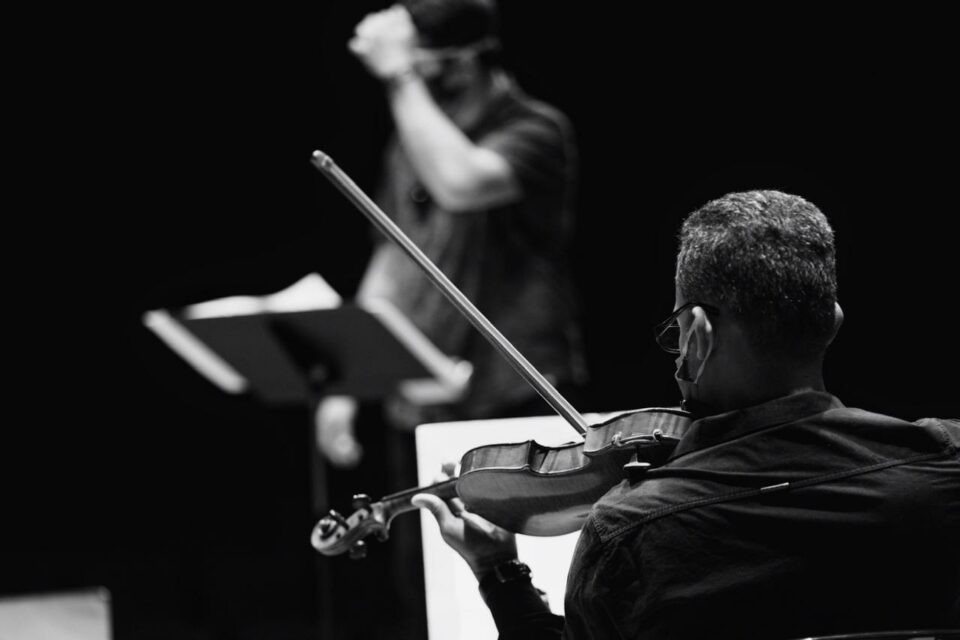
[{"xmin": 5, "ymin": 4, "xmax": 957, "ymax": 639}]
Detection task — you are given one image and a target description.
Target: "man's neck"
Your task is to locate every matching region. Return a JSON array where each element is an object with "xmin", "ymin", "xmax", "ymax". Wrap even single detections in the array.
[{"xmin": 723, "ymin": 359, "xmax": 827, "ymax": 412}]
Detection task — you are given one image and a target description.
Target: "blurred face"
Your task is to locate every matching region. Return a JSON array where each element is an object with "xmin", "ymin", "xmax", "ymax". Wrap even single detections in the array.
[
  {"xmin": 411, "ymin": 47, "xmax": 452, "ymax": 77},
  {"xmin": 412, "ymin": 46, "xmax": 480, "ymax": 102}
]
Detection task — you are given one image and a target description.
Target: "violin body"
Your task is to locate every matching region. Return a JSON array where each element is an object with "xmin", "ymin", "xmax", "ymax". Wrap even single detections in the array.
[
  {"xmin": 312, "ymin": 407, "xmax": 692, "ymax": 556},
  {"xmin": 458, "ymin": 406, "xmax": 690, "ymax": 535},
  {"xmin": 458, "ymin": 439, "xmax": 627, "ymax": 536}
]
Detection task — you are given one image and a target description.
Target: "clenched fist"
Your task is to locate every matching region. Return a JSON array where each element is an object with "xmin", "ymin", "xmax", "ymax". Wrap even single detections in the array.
[{"xmin": 348, "ymin": 4, "xmax": 419, "ymax": 80}]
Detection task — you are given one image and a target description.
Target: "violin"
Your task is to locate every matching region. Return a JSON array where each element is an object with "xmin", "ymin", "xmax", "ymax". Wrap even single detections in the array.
[{"xmin": 310, "ymin": 151, "xmax": 691, "ymax": 559}]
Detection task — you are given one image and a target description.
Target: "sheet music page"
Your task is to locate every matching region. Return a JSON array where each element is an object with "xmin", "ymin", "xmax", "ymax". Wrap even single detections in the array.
[{"xmin": 182, "ymin": 273, "xmax": 342, "ymax": 319}]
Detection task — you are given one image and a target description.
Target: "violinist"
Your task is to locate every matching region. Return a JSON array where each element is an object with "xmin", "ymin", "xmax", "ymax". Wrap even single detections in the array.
[{"xmin": 412, "ymin": 190, "xmax": 960, "ymax": 639}]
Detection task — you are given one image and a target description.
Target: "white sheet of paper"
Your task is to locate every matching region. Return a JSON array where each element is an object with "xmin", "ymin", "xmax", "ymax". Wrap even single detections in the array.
[
  {"xmin": 182, "ymin": 272, "xmax": 342, "ymax": 319},
  {"xmin": 415, "ymin": 413, "xmax": 614, "ymax": 640}
]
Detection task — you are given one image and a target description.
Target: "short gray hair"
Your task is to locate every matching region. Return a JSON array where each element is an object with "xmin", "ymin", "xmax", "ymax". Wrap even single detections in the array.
[{"xmin": 676, "ymin": 190, "xmax": 838, "ymax": 356}]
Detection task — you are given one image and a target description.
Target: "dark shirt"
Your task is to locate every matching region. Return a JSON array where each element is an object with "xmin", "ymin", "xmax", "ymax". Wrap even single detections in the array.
[
  {"xmin": 371, "ymin": 75, "xmax": 586, "ymax": 419},
  {"xmin": 482, "ymin": 391, "xmax": 960, "ymax": 639}
]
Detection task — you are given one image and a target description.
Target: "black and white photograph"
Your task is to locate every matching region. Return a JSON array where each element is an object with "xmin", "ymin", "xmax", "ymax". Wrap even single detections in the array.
[{"xmin": 4, "ymin": 2, "xmax": 958, "ymax": 639}]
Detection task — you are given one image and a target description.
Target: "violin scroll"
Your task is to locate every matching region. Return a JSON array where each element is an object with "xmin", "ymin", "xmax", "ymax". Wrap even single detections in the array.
[
  {"xmin": 311, "ymin": 479, "xmax": 460, "ymax": 558},
  {"xmin": 310, "ymin": 494, "xmax": 388, "ymax": 558}
]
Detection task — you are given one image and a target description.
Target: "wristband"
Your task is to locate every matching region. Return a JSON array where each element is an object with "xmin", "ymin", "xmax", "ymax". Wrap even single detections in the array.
[{"xmin": 478, "ymin": 559, "xmax": 532, "ymax": 592}]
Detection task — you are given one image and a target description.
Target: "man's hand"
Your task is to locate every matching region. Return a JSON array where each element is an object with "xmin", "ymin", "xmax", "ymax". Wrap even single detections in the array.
[
  {"xmin": 348, "ymin": 4, "xmax": 418, "ymax": 80},
  {"xmin": 315, "ymin": 395, "xmax": 363, "ymax": 468},
  {"xmin": 412, "ymin": 465, "xmax": 518, "ymax": 580}
]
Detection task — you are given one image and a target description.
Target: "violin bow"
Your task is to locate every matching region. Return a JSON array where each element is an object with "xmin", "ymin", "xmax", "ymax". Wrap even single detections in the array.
[{"xmin": 312, "ymin": 150, "xmax": 588, "ymax": 437}]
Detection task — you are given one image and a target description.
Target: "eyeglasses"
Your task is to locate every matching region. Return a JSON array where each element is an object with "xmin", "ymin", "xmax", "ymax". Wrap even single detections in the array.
[
  {"xmin": 410, "ymin": 38, "xmax": 499, "ymax": 75},
  {"xmin": 653, "ymin": 301, "xmax": 720, "ymax": 354},
  {"xmin": 412, "ymin": 38, "xmax": 499, "ymax": 64}
]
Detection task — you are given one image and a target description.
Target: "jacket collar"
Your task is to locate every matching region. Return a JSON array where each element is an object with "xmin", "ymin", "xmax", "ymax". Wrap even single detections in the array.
[{"xmin": 670, "ymin": 390, "xmax": 844, "ymax": 460}]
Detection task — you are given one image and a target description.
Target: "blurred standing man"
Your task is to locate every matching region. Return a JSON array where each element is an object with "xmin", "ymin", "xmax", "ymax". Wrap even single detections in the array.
[
  {"xmin": 316, "ymin": 0, "xmax": 586, "ymax": 472},
  {"xmin": 314, "ymin": 2, "xmax": 586, "ymax": 638}
]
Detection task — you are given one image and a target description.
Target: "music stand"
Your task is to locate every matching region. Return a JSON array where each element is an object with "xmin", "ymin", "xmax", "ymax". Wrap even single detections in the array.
[
  {"xmin": 144, "ymin": 295, "xmax": 472, "ymax": 640},
  {"xmin": 143, "ymin": 297, "xmax": 472, "ymax": 407}
]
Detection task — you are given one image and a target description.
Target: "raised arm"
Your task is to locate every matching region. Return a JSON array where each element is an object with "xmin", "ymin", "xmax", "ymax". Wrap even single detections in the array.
[{"xmin": 348, "ymin": 5, "xmax": 521, "ymax": 213}]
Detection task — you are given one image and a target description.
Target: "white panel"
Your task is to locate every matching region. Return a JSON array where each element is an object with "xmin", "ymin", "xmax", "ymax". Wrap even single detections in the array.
[
  {"xmin": 415, "ymin": 413, "xmax": 614, "ymax": 640},
  {"xmin": 0, "ymin": 589, "xmax": 111, "ymax": 640}
]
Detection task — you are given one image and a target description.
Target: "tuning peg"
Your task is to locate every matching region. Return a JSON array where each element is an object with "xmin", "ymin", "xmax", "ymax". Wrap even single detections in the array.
[
  {"xmin": 317, "ymin": 518, "xmax": 338, "ymax": 540},
  {"xmin": 327, "ymin": 509, "xmax": 349, "ymax": 527},
  {"xmin": 351, "ymin": 493, "xmax": 372, "ymax": 512},
  {"xmin": 349, "ymin": 540, "xmax": 368, "ymax": 560}
]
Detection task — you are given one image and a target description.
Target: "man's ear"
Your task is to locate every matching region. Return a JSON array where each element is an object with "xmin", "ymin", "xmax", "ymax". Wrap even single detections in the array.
[
  {"xmin": 690, "ymin": 305, "xmax": 715, "ymax": 360},
  {"xmin": 826, "ymin": 302, "xmax": 844, "ymax": 346}
]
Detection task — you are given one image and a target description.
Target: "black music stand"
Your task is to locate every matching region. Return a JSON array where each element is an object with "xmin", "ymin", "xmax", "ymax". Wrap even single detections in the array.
[
  {"xmin": 144, "ymin": 297, "xmax": 470, "ymax": 639},
  {"xmin": 145, "ymin": 296, "xmax": 471, "ymax": 519},
  {"xmin": 144, "ymin": 296, "xmax": 471, "ymax": 502},
  {"xmin": 143, "ymin": 298, "xmax": 471, "ymax": 407}
]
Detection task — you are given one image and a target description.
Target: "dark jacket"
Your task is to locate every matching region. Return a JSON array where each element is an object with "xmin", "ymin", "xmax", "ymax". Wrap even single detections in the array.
[{"xmin": 482, "ymin": 392, "xmax": 960, "ymax": 639}]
